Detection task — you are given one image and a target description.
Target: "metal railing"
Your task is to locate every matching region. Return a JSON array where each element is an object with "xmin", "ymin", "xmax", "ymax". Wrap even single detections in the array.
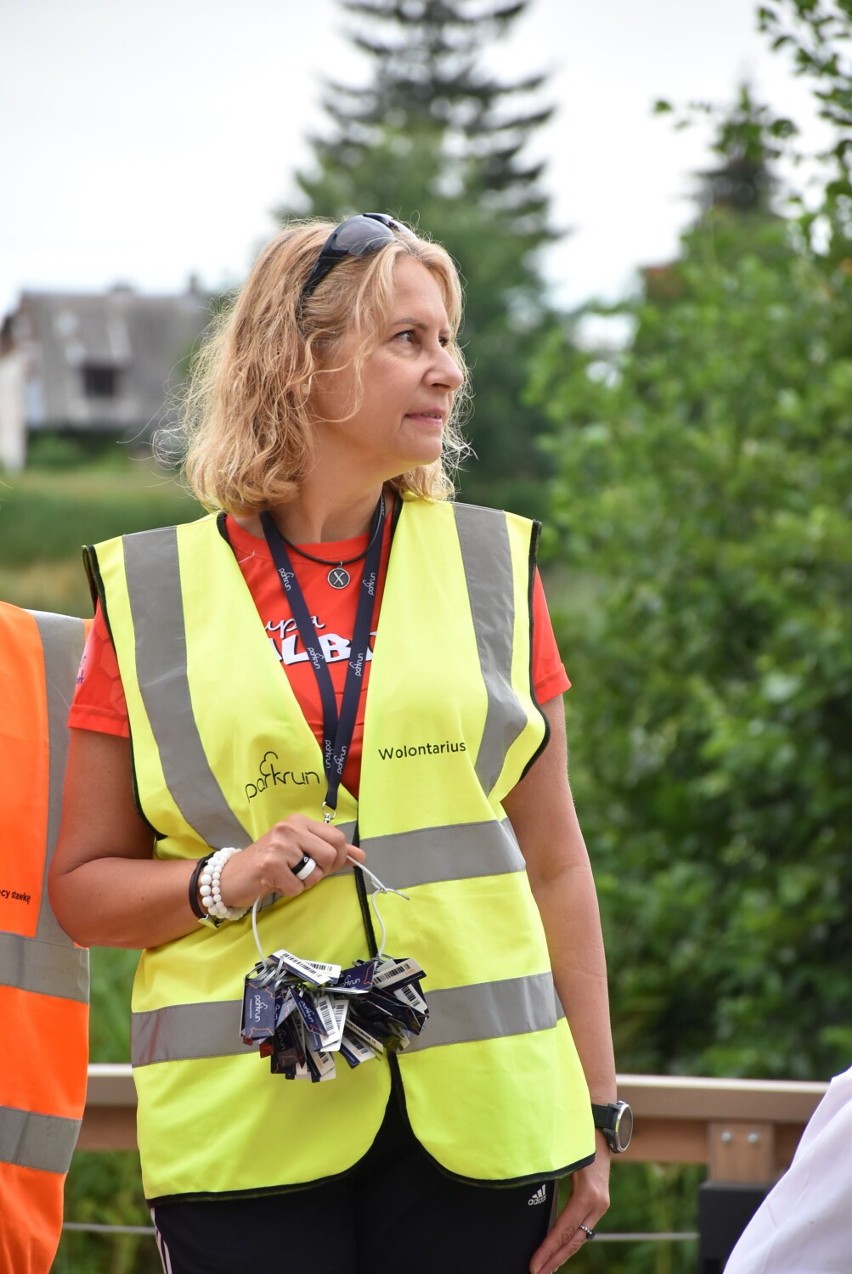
[
  {"xmin": 75, "ymin": 1065, "xmax": 827, "ymax": 1250},
  {"xmin": 80, "ymin": 1065, "xmax": 827, "ymax": 1179}
]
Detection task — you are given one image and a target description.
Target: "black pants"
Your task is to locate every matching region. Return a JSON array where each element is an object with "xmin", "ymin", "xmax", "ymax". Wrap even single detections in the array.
[{"xmin": 151, "ymin": 1093, "xmax": 557, "ymax": 1273}]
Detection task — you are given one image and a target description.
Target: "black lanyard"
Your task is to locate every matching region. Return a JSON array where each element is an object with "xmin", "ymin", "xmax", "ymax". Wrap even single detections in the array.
[{"xmin": 260, "ymin": 500, "xmax": 385, "ymax": 821}]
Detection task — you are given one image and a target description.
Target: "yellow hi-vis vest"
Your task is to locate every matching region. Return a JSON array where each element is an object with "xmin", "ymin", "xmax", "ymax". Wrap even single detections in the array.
[
  {"xmin": 87, "ymin": 498, "xmax": 594, "ymax": 1203},
  {"xmin": 0, "ymin": 604, "xmax": 90, "ymax": 1274}
]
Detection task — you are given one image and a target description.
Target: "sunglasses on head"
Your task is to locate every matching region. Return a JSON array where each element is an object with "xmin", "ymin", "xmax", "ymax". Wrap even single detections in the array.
[{"xmin": 299, "ymin": 212, "xmax": 411, "ymax": 306}]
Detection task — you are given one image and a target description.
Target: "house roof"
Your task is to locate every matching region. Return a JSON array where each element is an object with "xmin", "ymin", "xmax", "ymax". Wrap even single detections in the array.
[{"xmin": 4, "ymin": 286, "xmax": 212, "ymax": 432}]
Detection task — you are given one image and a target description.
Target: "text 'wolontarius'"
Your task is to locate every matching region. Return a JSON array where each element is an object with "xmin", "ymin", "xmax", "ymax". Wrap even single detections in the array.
[{"xmin": 378, "ymin": 740, "xmax": 467, "ymax": 760}]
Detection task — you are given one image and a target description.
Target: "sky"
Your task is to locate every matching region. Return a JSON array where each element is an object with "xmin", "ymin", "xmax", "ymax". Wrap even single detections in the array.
[{"xmin": 0, "ymin": 0, "xmax": 825, "ymax": 321}]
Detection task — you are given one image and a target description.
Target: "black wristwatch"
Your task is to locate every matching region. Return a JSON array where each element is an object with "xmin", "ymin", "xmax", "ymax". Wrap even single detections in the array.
[{"xmin": 591, "ymin": 1101, "xmax": 633, "ymax": 1153}]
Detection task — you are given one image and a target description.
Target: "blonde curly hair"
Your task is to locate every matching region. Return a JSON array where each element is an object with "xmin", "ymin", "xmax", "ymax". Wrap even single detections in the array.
[{"xmin": 176, "ymin": 217, "xmax": 470, "ymax": 513}]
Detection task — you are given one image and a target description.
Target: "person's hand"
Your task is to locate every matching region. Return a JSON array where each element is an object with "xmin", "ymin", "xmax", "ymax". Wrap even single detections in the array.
[
  {"xmin": 215, "ymin": 815, "xmax": 364, "ymax": 911},
  {"xmin": 529, "ymin": 1134, "xmax": 611, "ymax": 1273}
]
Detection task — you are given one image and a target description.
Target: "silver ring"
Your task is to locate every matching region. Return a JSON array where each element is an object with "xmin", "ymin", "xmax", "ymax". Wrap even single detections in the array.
[
  {"xmin": 578, "ymin": 1223, "xmax": 596, "ymax": 1242},
  {"xmin": 291, "ymin": 855, "xmax": 317, "ymax": 881}
]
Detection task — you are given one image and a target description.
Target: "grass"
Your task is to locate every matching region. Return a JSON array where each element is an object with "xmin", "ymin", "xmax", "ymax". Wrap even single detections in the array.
[{"xmin": 0, "ymin": 460, "xmax": 204, "ymax": 613}]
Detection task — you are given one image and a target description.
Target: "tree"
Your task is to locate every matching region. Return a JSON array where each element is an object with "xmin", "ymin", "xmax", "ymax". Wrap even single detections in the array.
[
  {"xmin": 529, "ymin": 78, "xmax": 852, "ymax": 1082},
  {"xmin": 279, "ymin": 0, "xmax": 563, "ymax": 512},
  {"xmin": 684, "ymin": 84, "xmax": 784, "ymax": 218},
  {"xmin": 758, "ymin": 0, "xmax": 852, "ymax": 260}
]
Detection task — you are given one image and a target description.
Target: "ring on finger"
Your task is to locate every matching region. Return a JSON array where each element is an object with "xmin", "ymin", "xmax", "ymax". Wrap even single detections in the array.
[
  {"xmin": 291, "ymin": 854, "xmax": 317, "ymax": 881},
  {"xmin": 577, "ymin": 1223, "xmax": 596, "ymax": 1241}
]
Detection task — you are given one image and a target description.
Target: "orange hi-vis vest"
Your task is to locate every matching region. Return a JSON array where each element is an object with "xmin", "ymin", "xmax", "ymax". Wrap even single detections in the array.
[{"xmin": 0, "ymin": 604, "xmax": 90, "ymax": 1274}]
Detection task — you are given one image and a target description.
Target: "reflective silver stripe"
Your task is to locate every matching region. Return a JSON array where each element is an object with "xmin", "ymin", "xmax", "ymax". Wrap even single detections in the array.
[
  {"xmin": 453, "ymin": 505, "xmax": 529, "ymax": 794},
  {"xmin": 406, "ymin": 972, "xmax": 563, "ymax": 1053},
  {"xmin": 0, "ymin": 1104, "xmax": 82, "ymax": 1174},
  {"xmin": 131, "ymin": 972, "xmax": 562, "ymax": 1066},
  {"xmin": 122, "ymin": 528, "xmax": 250, "ymax": 849},
  {"xmin": 133, "ymin": 1000, "xmax": 243, "ymax": 1065},
  {"xmin": 29, "ymin": 610, "xmax": 86, "ymax": 946},
  {"xmin": 361, "ymin": 818, "xmax": 524, "ymax": 890},
  {"xmin": 0, "ymin": 931, "xmax": 88, "ymax": 1002}
]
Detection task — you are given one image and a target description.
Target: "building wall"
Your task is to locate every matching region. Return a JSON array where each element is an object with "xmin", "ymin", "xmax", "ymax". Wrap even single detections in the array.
[
  {"xmin": 0, "ymin": 351, "xmax": 26, "ymax": 472},
  {"xmin": 0, "ymin": 287, "xmax": 211, "ymax": 467}
]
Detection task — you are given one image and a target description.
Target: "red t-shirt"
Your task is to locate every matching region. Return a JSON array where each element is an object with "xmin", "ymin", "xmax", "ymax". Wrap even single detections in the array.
[{"xmin": 70, "ymin": 513, "xmax": 570, "ymax": 796}]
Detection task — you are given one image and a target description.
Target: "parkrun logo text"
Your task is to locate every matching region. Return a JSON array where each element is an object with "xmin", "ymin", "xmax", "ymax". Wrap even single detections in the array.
[
  {"xmin": 378, "ymin": 740, "xmax": 467, "ymax": 760},
  {"xmin": 246, "ymin": 750, "xmax": 321, "ymax": 800}
]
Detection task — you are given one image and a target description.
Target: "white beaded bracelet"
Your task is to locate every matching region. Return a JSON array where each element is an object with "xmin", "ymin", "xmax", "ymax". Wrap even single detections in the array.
[{"xmin": 198, "ymin": 846, "xmax": 248, "ymax": 922}]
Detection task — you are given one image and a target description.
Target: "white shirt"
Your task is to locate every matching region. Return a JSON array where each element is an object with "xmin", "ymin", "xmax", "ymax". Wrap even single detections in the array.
[{"xmin": 724, "ymin": 1066, "xmax": 852, "ymax": 1274}]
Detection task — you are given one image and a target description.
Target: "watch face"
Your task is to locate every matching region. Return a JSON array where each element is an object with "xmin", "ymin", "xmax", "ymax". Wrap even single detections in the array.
[
  {"xmin": 614, "ymin": 1102, "xmax": 633, "ymax": 1152},
  {"xmin": 592, "ymin": 1101, "xmax": 634, "ymax": 1152}
]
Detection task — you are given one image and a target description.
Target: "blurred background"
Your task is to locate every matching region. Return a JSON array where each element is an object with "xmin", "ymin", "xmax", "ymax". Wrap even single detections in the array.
[
  {"xmin": 2, "ymin": 1, "xmax": 849, "ymax": 1270},
  {"xmin": 0, "ymin": 0, "xmax": 827, "ymax": 315}
]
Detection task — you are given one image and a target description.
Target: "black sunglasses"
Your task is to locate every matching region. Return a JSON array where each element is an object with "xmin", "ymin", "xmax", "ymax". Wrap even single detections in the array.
[{"xmin": 299, "ymin": 213, "xmax": 410, "ymax": 306}]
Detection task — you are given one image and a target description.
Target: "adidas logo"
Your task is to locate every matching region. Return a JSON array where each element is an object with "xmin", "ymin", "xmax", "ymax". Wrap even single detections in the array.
[{"xmin": 527, "ymin": 1184, "xmax": 547, "ymax": 1207}]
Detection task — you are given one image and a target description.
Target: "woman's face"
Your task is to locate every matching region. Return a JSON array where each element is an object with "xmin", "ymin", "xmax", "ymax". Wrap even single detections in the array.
[{"xmin": 309, "ymin": 256, "xmax": 464, "ymax": 484}]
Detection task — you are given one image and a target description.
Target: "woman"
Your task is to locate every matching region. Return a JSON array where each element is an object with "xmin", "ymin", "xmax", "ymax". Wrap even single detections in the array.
[{"xmin": 51, "ymin": 214, "xmax": 620, "ymax": 1274}]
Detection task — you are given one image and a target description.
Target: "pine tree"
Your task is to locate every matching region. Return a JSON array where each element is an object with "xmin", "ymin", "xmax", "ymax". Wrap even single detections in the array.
[
  {"xmin": 306, "ymin": 1, "xmax": 552, "ymax": 229},
  {"xmin": 279, "ymin": 0, "xmax": 563, "ymax": 512},
  {"xmin": 691, "ymin": 85, "xmax": 781, "ymax": 218}
]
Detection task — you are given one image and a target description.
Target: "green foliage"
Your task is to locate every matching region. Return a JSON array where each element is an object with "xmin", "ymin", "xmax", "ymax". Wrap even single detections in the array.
[
  {"xmin": 757, "ymin": 1, "xmax": 852, "ymax": 145},
  {"xmin": 280, "ymin": 0, "xmax": 563, "ymax": 512},
  {"xmin": 1, "ymin": 465, "xmax": 201, "ymax": 566},
  {"xmin": 757, "ymin": 0, "xmax": 852, "ymax": 254},
  {"xmin": 56, "ymin": 948, "xmax": 147, "ymax": 1274},
  {"xmin": 57, "ymin": 1152, "xmax": 158, "ymax": 1274},
  {"xmin": 25, "ymin": 429, "xmax": 145, "ymax": 471},
  {"xmin": 88, "ymin": 947, "xmax": 137, "ymax": 1062},
  {"xmin": 560, "ymin": 1163, "xmax": 702, "ymax": 1274},
  {"xmin": 0, "ymin": 464, "xmax": 202, "ymax": 613},
  {"xmin": 653, "ymin": 84, "xmax": 787, "ymax": 218},
  {"xmin": 304, "ymin": 1, "xmax": 554, "ymax": 231},
  {"xmin": 532, "ymin": 129, "xmax": 852, "ymax": 1080}
]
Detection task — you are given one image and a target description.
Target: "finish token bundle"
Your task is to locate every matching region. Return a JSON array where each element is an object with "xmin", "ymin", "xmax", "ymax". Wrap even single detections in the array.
[{"xmin": 241, "ymin": 948, "xmax": 429, "ymax": 1081}]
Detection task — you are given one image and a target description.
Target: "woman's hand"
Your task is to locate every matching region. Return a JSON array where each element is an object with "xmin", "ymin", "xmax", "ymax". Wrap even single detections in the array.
[
  {"xmin": 216, "ymin": 815, "xmax": 365, "ymax": 911},
  {"xmin": 51, "ymin": 731, "xmax": 366, "ymax": 949},
  {"xmin": 530, "ymin": 1136, "xmax": 611, "ymax": 1272}
]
